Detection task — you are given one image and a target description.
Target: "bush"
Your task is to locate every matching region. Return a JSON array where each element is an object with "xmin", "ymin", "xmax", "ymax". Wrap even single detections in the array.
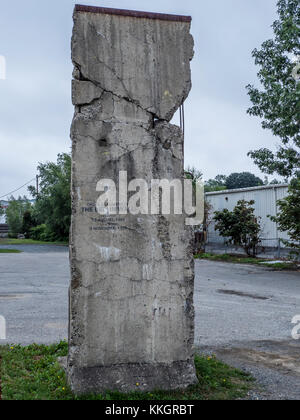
[
  {"xmin": 214, "ymin": 200, "xmax": 262, "ymax": 257},
  {"xmin": 29, "ymin": 224, "xmax": 61, "ymax": 242},
  {"xmin": 8, "ymin": 232, "xmax": 18, "ymax": 239},
  {"xmin": 29, "ymin": 224, "xmax": 47, "ymax": 241}
]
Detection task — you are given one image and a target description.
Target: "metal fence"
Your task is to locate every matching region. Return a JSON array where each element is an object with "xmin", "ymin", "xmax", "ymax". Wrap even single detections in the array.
[{"xmin": 204, "ymin": 232, "xmax": 298, "ymax": 260}]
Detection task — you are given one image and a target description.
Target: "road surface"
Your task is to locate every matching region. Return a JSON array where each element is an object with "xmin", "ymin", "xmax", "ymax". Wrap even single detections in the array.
[{"xmin": 0, "ymin": 245, "xmax": 299, "ymax": 399}]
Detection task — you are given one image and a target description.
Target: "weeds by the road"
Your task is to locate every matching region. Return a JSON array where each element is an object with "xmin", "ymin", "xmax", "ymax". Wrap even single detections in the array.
[
  {"xmin": 0, "ymin": 238, "xmax": 68, "ymax": 246},
  {"xmin": 195, "ymin": 253, "xmax": 298, "ymax": 271},
  {"xmin": 0, "ymin": 342, "xmax": 253, "ymax": 400},
  {"xmin": 0, "ymin": 249, "xmax": 22, "ymax": 254}
]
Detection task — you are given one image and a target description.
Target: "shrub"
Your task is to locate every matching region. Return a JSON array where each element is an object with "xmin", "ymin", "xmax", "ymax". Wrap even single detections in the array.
[{"xmin": 214, "ymin": 200, "xmax": 262, "ymax": 257}]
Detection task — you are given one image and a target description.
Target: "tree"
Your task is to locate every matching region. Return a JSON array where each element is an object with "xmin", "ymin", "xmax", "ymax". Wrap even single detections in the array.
[
  {"xmin": 226, "ymin": 172, "xmax": 263, "ymax": 190},
  {"xmin": 247, "ymin": 0, "xmax": 300, "ymax": 254},
  {"xmin": 270, "ymin": 178, "xmax": 300, "ymax": 257},
  {"xmin": 5, "ymin": 196, "xmax": 31, "ymax": 237},
  {"xmin": 246, "ymin": 0, "xmax": 300, "ymax": 178},
  {"xmin": 205, "ymin": 175, "xmax": 227, "ymax": 192},
  {"xmin": 22, "ymin": 209, "xmax": 36, "ymax": 238},
  {"xmin": 28, "ymin": 153, "xmax": 71, "ymax": 242},
  {"xmin": 213, "ymin": 200, "xmax": 262, "ymax": 257},
  {"xmin": 264, "ymin": 177, "xmax": 285, "ymax": 185},
  {"xmin": 205, "ymin": 172, "xmax": 263, "ymax": 192},
  {"xmin": 185, "ymin": 166, "xmax": 203, "ymax": 185}
]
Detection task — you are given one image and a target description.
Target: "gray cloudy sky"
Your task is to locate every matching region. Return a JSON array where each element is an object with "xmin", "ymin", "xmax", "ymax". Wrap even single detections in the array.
[{"xmin": 0, "ymin": 0, "xmax": 279, "ymax": 199}]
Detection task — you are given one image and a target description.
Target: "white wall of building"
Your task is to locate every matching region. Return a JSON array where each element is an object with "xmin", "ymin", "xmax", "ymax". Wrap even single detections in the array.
[{"xmin": 206, "ymin": 184, "xmax": 290, "ymax": 247}]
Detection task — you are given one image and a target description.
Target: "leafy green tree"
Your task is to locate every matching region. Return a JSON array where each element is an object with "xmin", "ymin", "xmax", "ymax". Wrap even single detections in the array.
[
  {"xmin": 214, "ymin": 200, "xmax": 262, "ymax": 257},
  {"xmin": 205, "ymin": 175, "xmax": 227, "ymax": 192},
  {"xmin": 21, "ymin": 209, "xmax": 36, "ymax": 238},
  {"xmin": 270, "ymin": 178, "xmax": 300, "ymax": 257},
  {"xmin": 6, "ymin": 196, "xmax": 31, "ymax": 237},
  {"xmin": 226, "ymin": 172, "xmax": 264, "ymax": 190},
  {"xmin": 264, "ymin": 177, "xmax": 285, "ymax": 185},
  {"xmin": 246, "ymin": 0, "xmax": 300, "ymax": 178},
  {"xmin": 185, "ymin": 166, "xmax": 203, "ymax": 185},
  {"xmin": 205, "ymin": 173, "xmax": 263, "ymax": 192},
  {"xmin": 247, "ymin": 0, "xmax": 300, "ymax": 254},
  {"xmin": 28, "ymin": 153, "xmax": 71, "ymax": 242}
]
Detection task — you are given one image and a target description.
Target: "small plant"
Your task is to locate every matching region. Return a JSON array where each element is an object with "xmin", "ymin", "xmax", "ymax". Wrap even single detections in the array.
[{"xmin": 213, "ymin": 200, "xmax": 262, "ymax": 257}]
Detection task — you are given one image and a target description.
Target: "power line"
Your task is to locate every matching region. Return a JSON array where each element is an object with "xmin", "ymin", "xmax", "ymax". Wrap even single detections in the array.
[{"xmin": 0, "ymin": 178, "xmax": 36, "ymax": 200}]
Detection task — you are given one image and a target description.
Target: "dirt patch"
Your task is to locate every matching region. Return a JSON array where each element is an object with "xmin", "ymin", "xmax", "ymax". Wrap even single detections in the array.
[{"xmin": 218, "ymin": 342, "xmax": 300, "ymax": 376}]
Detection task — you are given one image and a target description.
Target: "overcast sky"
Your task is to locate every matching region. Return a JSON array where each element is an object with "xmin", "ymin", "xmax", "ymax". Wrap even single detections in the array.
[{"xmin": 0, "ymin": 0, "xmax": 279, "ymax": 199}]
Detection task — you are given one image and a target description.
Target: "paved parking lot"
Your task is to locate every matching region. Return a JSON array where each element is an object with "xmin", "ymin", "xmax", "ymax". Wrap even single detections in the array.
[
  {"xmin": 194, "ymin": 259, "xmax": 300, "ymax": 400},
  {"xmin": 0, "ymin": 245, "xmax": 299, "ymax": 398},
  {"xmin": 0, "ymin": 244, "xmax": 69, "ymax": 345},
  {"xmin": 194, "ymin": 259, "xmax": 300, "ymax": 347}
]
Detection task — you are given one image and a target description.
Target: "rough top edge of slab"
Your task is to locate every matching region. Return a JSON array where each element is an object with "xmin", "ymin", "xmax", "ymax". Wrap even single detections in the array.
[{"xmin": 74, "ymin": 4, "xmax": 192, "ymax": 23}]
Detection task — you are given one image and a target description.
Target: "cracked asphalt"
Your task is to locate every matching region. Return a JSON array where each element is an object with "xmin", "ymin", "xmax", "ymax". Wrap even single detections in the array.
[
  {"xmin": 194, "ymin": 259, "xmax": 300, "ymax": 400},
  {"xmin": 0, "ymin": 244, "xmax": 69, "ymax": 345},
  {"xmin": 0, "ymin": 245, "xmax": 299, "ymax": 399}
]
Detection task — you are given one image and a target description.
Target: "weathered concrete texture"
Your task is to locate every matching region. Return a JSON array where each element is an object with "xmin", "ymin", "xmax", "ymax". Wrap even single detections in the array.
[
  {"xmin": 68, "ymin": 6, "xmax": 196, "ymax": 394},
  {"xmin": 72, "ymin": 9, "xmax": 194, "ymax": 121}
]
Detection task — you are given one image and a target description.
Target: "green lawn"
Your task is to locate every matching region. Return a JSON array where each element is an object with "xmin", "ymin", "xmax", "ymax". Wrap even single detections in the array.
[
  {"xmin": 0, "ymin": 238, "xmax": 68, "ymax": 246},
  {"xmin": 0, "ymin": 342, "xmax": 254, "ymax": 400},
  {"xmin": 0, "ymin": 249, "xmax": 22, "ymax": 254},
  {"xmin": 195, "ymin": 253, "xmax": 298, "ymax": 271}
]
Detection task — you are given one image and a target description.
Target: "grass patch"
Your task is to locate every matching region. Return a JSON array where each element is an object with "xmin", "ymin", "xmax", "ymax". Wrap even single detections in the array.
[
  {"xmin": 261, "ymin": 261, "xmax": 298, "ymax": 271},
  {"xmin": 0, "ymin": 249, "xmax": 22, "ymax": 254},
  {"xmin": 195, "ymin": 252, "xmax": 267, "ymax": 264},
  {"xmin": 0, "ymin": 238, "xmax": 68, "ymax": 246},
  {"xmin": 0, "ymin": 342, "xmax": 253, "ymax": 400},
  {"xmin": 195, "ymin": 253, "xmax": 298, "ymax": 271}
]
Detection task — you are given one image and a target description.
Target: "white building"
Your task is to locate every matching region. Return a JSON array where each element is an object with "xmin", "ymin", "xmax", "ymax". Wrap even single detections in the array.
[
  {"xmin": 0, "ymin": 200, "xmax": 8, "ymax": 224},
  {"xmin": 206, "ymin": 184, "xmax": 290, "ymax": 248}
]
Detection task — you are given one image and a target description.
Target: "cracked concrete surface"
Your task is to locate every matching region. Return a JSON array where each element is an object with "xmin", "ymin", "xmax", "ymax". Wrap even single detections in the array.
[
  {"xmin": 72, "ymin": 10, "xmax": 194, "ymax": 121},
  {"xmin": 68, "ymin": 7, "xmax": 196, "ymax": 394}
]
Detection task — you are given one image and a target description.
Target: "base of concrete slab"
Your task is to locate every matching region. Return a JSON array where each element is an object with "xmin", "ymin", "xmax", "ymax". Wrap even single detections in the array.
[{"xmin": 67, "ymin": 360, "xmax": 198, "ymax": 395}]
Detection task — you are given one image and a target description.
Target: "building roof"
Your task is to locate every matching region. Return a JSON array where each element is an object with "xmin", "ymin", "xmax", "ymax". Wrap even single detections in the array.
[
  {"xmin": 74, "ymin": 4, "xmax": 192, "ymax": 22},
  {"xmin": 205, "ymin": 184, "xmax": 289, "ymax": 196}
]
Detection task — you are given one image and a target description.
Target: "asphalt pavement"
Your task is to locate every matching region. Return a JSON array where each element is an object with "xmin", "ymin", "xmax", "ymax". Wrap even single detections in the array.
[{"xmin": 0, "ymin": 245, "xmax": 299, "ymax": 399}]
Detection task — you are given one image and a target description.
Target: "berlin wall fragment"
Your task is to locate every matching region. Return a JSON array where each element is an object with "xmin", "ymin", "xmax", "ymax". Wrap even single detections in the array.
[{"xmin": 68, "ymin": 4, "xmax": 197, "ymax": 394}]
